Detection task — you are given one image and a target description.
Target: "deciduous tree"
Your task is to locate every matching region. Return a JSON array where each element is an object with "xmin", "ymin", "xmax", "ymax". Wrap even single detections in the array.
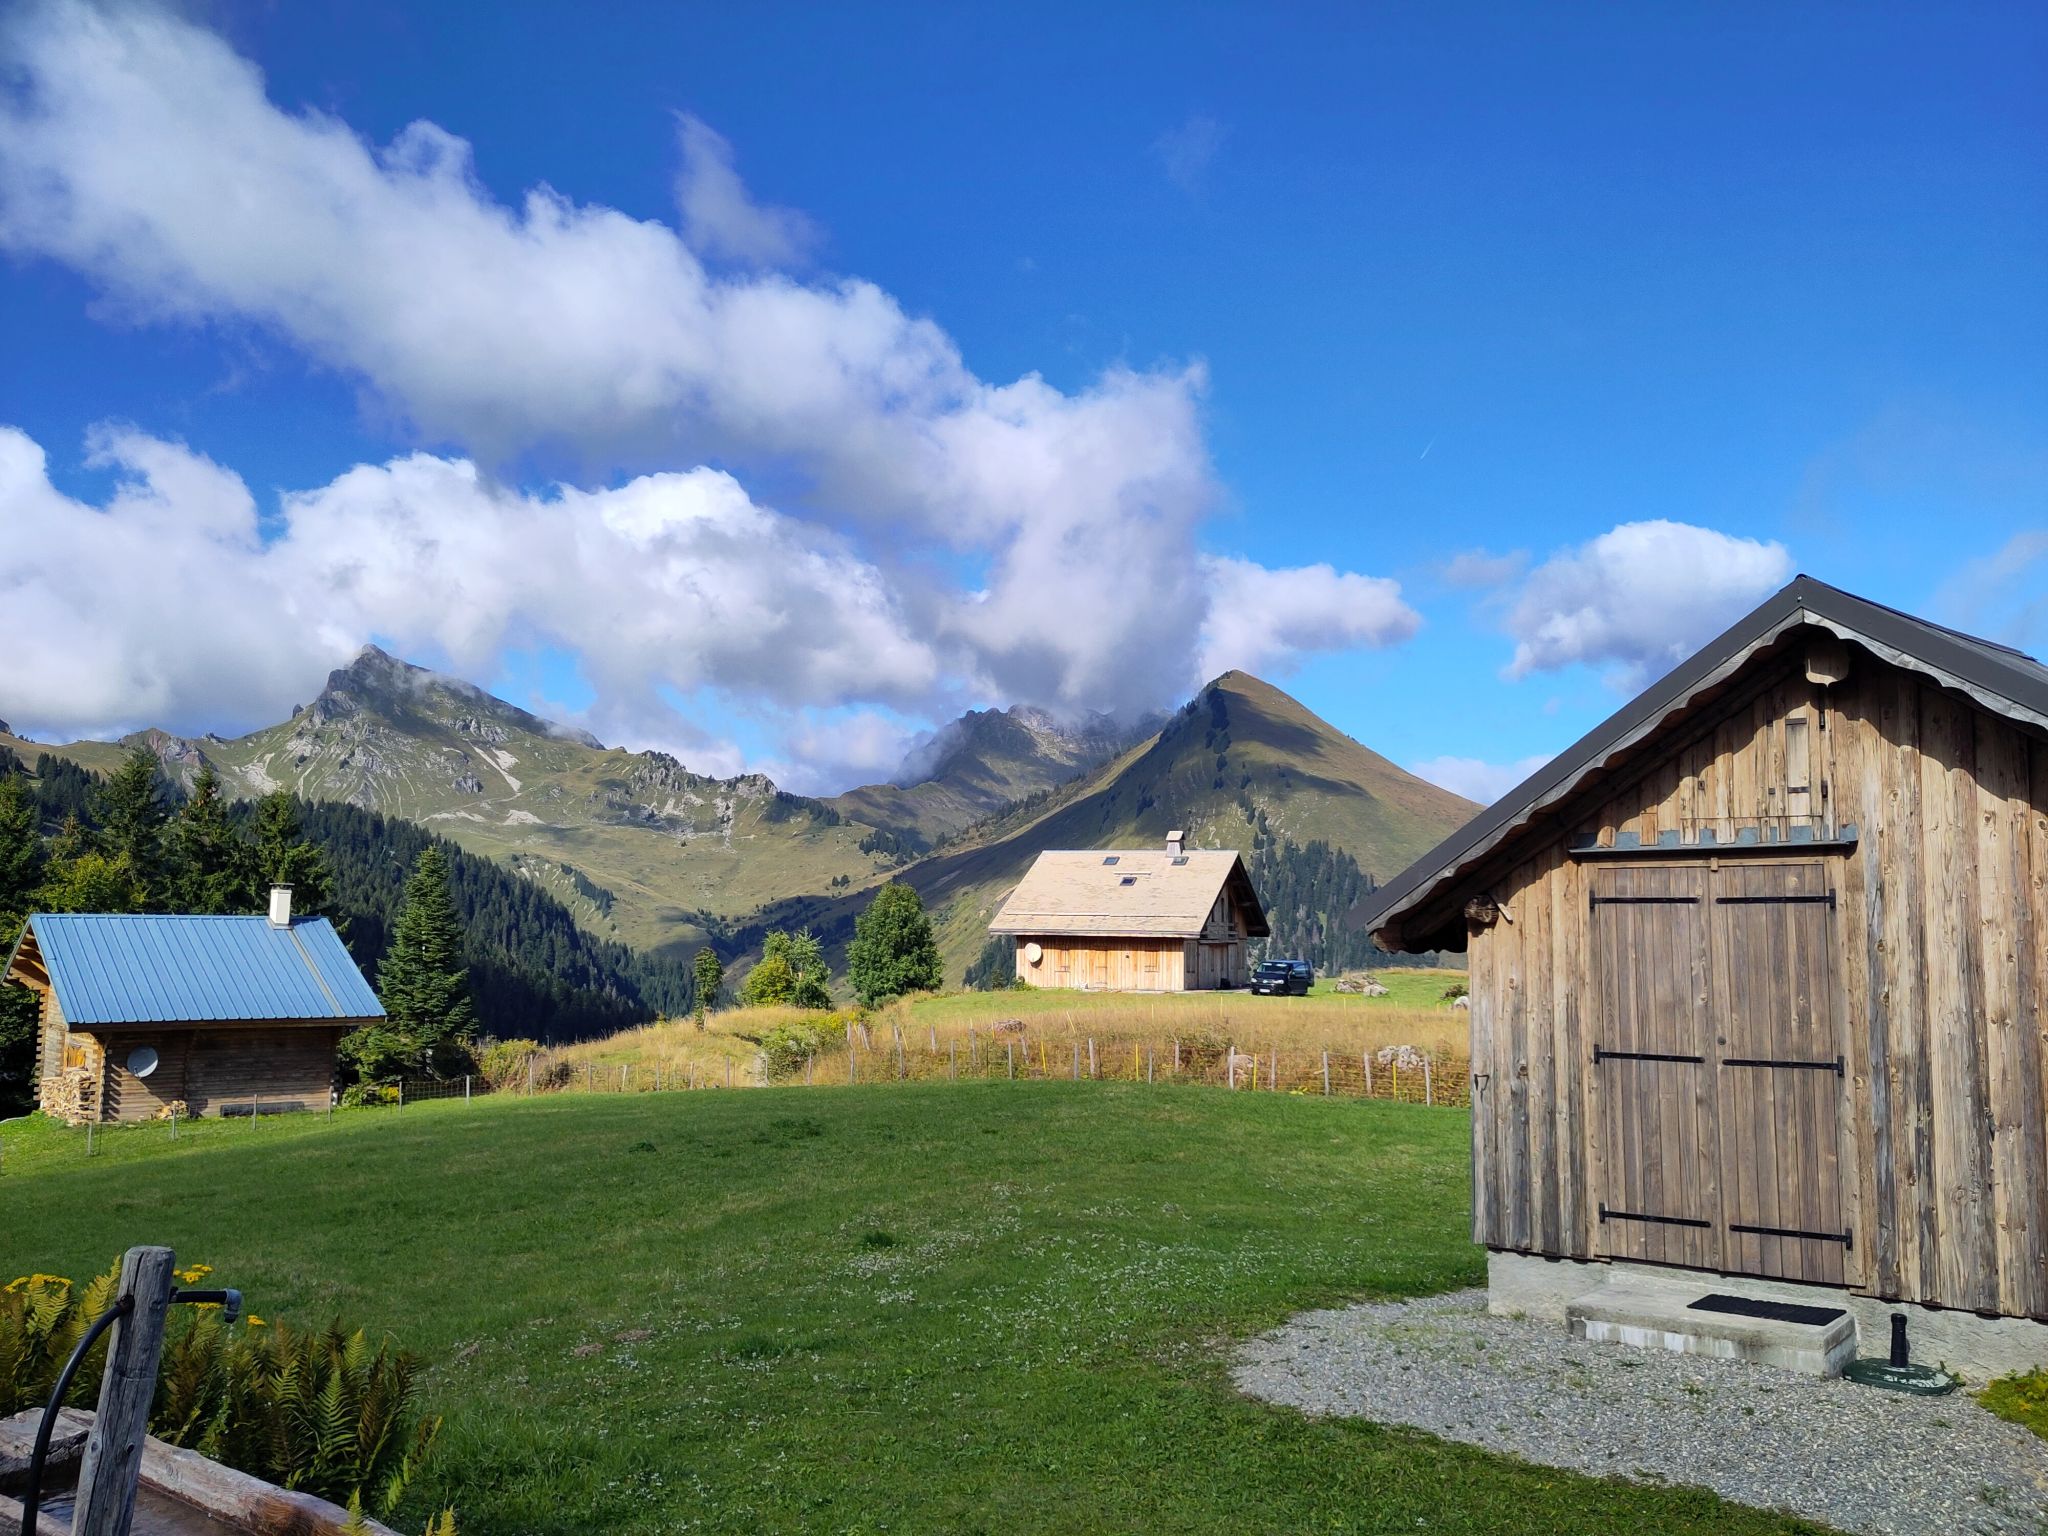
[{"xmin": 847, "ymin": 881, "xmax": 943, "ymax": 1006}]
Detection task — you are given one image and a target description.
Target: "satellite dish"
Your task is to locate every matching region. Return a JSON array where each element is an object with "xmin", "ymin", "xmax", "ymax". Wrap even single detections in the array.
[
  {"xmin": 127, "ymin": 1045, "xmax": 160, "ymax": 1080},
  {"xmin": 1024, "ymin": 942, "xmax": 1044, "ymax": 966}
]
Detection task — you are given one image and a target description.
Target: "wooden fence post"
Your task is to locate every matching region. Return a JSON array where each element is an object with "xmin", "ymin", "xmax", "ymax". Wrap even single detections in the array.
[
  {"xmin": 1270, "ymin": 1050, "xmax": 1278, "ymax": 1090},
  {"xmin": 1147, "ymin": 1047, "xmax": 1155, "ymax": 1084},
  {"xmin": 1227, "ymin": 1046, "xmax": 1236, "ymax": 1089},
  {"xmin": 464, "ymin": 1074, "xmax": 472, "ymax": 1103},
  {"xmin": 1321, "ymin": 1051, "xmax": 1330, "ymax": 1097},
  {"xmin": 1173, "ymin": 1038, "xmax": 1181, "ymax": 1075},
  {"xmin": 1072, "ymin": 1042, "xmax": 1081, "ymax": 1081},
  {"xmin": 1423, "ymin": 1056, "xmax": 1433, "ymax": 1107},
  {"xmin": 1088, "ymin": 1038, "xmax": 1097, "ymax": 1079},
  {"xmin": 527, "ymin": 1054, "xmax": 535, "ymax": 1095},
  {"xmin": 1363, "ymin": 1051, "xmax": 1372, "ymax": 1096},
  {"xmin": 930, "ymin": 1025, "xmax": 938, "ymax": 1053},
  {"xmin": 72, "ymin": 1245, "xmax": 176, "ymax": 1536},
  {"xmin": 949, "ymin": 1040, "xmax": 957, "ymax": 1079}
]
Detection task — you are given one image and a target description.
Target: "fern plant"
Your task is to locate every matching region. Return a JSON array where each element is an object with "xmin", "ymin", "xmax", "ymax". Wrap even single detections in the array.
[
  {"xmin": 0, "ymin": 1261, "xmax": 120, "ymax": 1415},
  {"xmin": 156, "ymin": 1313, "xmax": 441, "ymax": 1516}
]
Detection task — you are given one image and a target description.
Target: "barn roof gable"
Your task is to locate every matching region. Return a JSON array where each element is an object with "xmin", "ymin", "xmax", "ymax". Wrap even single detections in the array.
[
  {"xmin": 4, "ymin": 913, "xmax": 386, "ymax": 1027},
  {"xmin": 1364, "ymin": 574, "xmax": 2048, "ymax": 952},
  {"xmin": 989, "ymin": 849, "xmax": 1271, "ymax": 939}
]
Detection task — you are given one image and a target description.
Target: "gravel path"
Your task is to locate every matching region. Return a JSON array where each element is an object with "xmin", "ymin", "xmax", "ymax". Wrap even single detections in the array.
[{"xmin": 1233, "ymin": 1289, "xmax": 2048, "ymax": 1536}]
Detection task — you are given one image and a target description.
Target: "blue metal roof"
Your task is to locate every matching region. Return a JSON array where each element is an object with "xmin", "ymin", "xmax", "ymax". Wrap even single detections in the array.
[{"xmin": 18, "ymin": 914, "xmax": 385, "ymax": 1027}]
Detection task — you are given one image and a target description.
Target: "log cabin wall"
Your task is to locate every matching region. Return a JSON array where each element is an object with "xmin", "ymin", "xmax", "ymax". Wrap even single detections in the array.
[
  {"xmin": 1016, "ymin": 937, "xmax": 1189, "ymax": 991},
  {"xmin": 1468, "ymin": 646, "xmax": 2048, "ymax": 1319}
]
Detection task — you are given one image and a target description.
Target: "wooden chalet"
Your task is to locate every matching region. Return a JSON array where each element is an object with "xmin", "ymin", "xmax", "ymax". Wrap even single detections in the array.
[
  {"xmin": 7, "ymin": 887, "xmax": 384, "ymax": 1124},
  {"xmin": 1364, "ymin": 575, "xmax": 2048, "ymax": 1364},
  {"xmin": 990, "ymin": 833, "xmax": 1269, "ymax": 991}
]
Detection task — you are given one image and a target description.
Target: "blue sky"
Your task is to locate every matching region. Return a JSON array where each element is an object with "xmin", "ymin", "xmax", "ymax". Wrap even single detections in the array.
[{"xmin": 1, "ymin": 1, "xmax": 2043, "ymax": 797}]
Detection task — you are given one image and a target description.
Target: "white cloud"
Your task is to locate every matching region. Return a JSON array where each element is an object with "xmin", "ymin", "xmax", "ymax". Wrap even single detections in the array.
[
  {"xmin": 1409, "ymin": 753, "xmax": 1553, "ymax": 806},
  {"xmin": 673, "ymin": 113, "xmax": 817, "ymax": 267},
  {"xmin": 0, "ymin": 424, "xmax": 937, "ymax": 748},
  {"xmin": 0, "ymin": 4, "xmax": 1423, "ymax": 760},
  {"xmin": 1155, "ymin": 114, "xmax": 1225, "ymax": 193},
  {"xmin": 1195, "ymin": 557, "xmax": 1421, "ymax": 682},
  {"xmin": 1500, "ymin": 520, "xmax": 1793, "ymax": 688}
]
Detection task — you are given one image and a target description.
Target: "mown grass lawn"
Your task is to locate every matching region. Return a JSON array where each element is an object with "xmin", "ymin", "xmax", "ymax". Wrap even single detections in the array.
[{"xmin": 3, "ymin": 1086, "xmax": 1827, "ymax": 1535}]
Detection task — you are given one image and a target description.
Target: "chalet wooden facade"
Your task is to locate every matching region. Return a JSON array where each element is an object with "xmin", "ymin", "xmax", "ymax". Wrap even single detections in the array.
[
  {"xmin": 7, "ymin": 888, "xmax": 384, "ymax": 1124},
  {"xmin": 990, "ymin": 834, "xmax": 1269, "ymax": 991},
  {"xmin": 1366, "ymin": 576, "xmax": 2048, "ymax": 1329}
]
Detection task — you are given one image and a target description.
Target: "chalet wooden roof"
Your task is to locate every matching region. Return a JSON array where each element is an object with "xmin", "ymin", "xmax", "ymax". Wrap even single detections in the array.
[
  {"xmin": 989, "ymin": 848, "xmax": 1270, "ymax": 939},
  {"xmin": 1364, "ymin": 574, "xmax": 2048, "ymax": 953}
]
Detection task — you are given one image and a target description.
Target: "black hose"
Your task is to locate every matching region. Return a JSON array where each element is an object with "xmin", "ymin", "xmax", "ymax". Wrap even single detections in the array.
[{"xmin": 18, "ymin": 1293, "xmax": 133, "ymax": 1536}]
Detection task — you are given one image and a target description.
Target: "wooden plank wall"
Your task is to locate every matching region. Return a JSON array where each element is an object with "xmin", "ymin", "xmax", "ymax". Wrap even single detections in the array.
[
  {"xmin": 182, "ymin": 1026, "xmax": 343, "ymax": 1117},
  {"xmin": 1468, "ymin": 646, "xmax": 2048, "ymax": 1318},
  {"xmin": 1016, "ymin": 937, "xmax": 1188, "ymax": 991}
]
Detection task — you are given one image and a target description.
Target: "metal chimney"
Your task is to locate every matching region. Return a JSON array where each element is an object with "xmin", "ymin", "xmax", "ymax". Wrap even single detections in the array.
[
  {"xmin": 1165, "ymin": 830, "xmax": 1185, "ymax": 857},
  {"xmin": 267, "ymin": 885, "xmax": 294, "ymax": 927}
]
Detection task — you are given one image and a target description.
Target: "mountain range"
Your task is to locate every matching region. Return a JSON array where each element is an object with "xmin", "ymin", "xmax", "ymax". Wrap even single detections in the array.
[{"xmin": 0, "ymin": 651, "xmax": 1477, "ymax": 986}]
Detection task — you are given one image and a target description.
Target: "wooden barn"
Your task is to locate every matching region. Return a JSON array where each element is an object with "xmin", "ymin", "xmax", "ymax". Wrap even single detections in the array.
[
  {"xmin": 7, "ymin": 887, "xmax": 384, "ymax": 1124},
  {"xmin": 990, "ymin": 833, "xmax": 1269, "ymax": 991},
  {"xmin": 1364, "ymin": 576, "xmax": 2048, "ymax": 1374}
]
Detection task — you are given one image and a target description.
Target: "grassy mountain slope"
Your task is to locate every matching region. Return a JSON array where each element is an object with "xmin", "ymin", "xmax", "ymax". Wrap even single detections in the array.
[
  {"xmin": 3, "ymin": 662, "xmax": 1473, "ymax": 986},
  {"xmin": 736, "ymin": 671, "xmax": 1478, "ymax": 978}
]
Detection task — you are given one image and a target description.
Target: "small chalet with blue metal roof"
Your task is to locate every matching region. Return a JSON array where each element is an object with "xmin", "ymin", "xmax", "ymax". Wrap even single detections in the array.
[{"xmin": 5, "ymin": 886, "xmax": 384, "ymax": 1124}]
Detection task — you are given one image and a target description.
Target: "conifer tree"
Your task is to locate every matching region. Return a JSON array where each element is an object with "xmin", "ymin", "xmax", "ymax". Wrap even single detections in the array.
[
  {"xmin": 0, "ymin": 772, "xmax": 44, "ymax": 933},
  {"xmin": 251, "ymin": 792, "xmax": 336, "ymax": 917},
  {"xmin": 95, "ymin": 747, "xmax": 171, "ymax": 903},
  {"xmin": 693, "ymin": 947, "xmax": 723, "ymax": 1028},
  {"xmin": 172, "ymin": 766, "xmax": 255, "ymax": 914},
  {"xmin": 847, "ymin": 881, "xmax": 943, "ymax": 1006},
  {"xmin": 367, "ymin": 846, "xmax": 476, "ymax": 1078},
  {"xmin": 0, "ymin": 772, "xmax": 41, "ymax": 1112}
]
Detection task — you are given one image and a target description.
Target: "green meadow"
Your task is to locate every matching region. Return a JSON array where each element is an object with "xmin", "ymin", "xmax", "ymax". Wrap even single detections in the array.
[{"xmin": 4, "ymin": 1086, "xmax": 1826, "ymax": 1535}]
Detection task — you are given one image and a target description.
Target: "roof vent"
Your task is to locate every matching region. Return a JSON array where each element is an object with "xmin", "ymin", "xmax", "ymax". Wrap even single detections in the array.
[
  {"xmin": 1165, "ymin": 830, "xmax": 1184, "ymax": 857},
  {"xmin": 268, "ymin": 885, "xmax": 293, "ymax": 928}
]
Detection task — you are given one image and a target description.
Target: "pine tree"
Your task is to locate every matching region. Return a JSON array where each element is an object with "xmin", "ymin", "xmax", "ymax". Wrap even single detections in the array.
[
  {"xmin": 693, "ymin": 947, "xmax": 723, "ymax": 1028},
  {"xmin": 847, "ymin": 881, "xmax": 943, "ymax": 1006},
  {"xmin": 367, "ymin": 846, "xmax": 476, "ymax": 1078},
  {"xmin": 0, "ymin": 771, "xmax": 40, "ymax": 1113},
  {"xmin": 0, "ymin": 772, "xmax": 45, "ymax": 933},
  {"xmin": 251, "ymin": 792, "xmax": 335, "ymax": 917},
  {"xmin": 96, "ymin": 747, "xmax": 171, "ymax": 903},
  {"xmin": 172, "ymin": 766, "xmax": 255, "ymax": 914}
]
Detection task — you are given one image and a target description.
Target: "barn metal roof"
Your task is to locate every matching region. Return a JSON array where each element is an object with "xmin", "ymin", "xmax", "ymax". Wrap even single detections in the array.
[
  {"xmin": 6, "ymin": 914, "xmax": 385, "ymax": 1027},
  {"xmin": 989, "ymin": 848, "xmax": 1271, "ymax": 939},
  {"xmin": 1362, "ymin": 574, "xmax": 2048, "ymax": 953}
]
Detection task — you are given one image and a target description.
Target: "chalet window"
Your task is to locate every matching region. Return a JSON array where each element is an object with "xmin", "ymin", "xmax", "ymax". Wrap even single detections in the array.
[
  {"xmin": 1102, "ymin": 856, "xmax": 1119, "ymax": 866},
  {"xmin": 1119, "ymin": 875, "xmax": 1138, "ymax": 886}
]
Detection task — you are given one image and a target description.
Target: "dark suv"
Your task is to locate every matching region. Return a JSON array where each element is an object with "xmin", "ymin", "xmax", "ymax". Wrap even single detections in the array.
[{"xmin": 1250, "ymin": 958, "xmax": 1313, "ymax": 996}]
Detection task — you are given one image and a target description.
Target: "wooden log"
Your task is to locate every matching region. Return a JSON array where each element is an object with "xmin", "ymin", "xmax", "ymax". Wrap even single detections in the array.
[{"xmin": 73, "ymin": 1245, "xmax": 176, "ymax": 1536}]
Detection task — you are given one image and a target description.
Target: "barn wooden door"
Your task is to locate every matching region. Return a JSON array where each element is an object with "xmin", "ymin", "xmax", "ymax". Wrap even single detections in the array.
[
  {"xmin": 1590, "ymin": 866, "xmax": 1721, "ymax": 1269},
  {"xmin": 1711, "ymin": 861, "xmax": 1848, "ymax": 1284}
]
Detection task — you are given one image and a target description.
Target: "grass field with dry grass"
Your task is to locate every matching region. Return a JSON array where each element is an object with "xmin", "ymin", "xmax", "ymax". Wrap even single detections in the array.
[{"xmin": 536, "ymin": 971, "xmax": 1470, "ymax": 1098}]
